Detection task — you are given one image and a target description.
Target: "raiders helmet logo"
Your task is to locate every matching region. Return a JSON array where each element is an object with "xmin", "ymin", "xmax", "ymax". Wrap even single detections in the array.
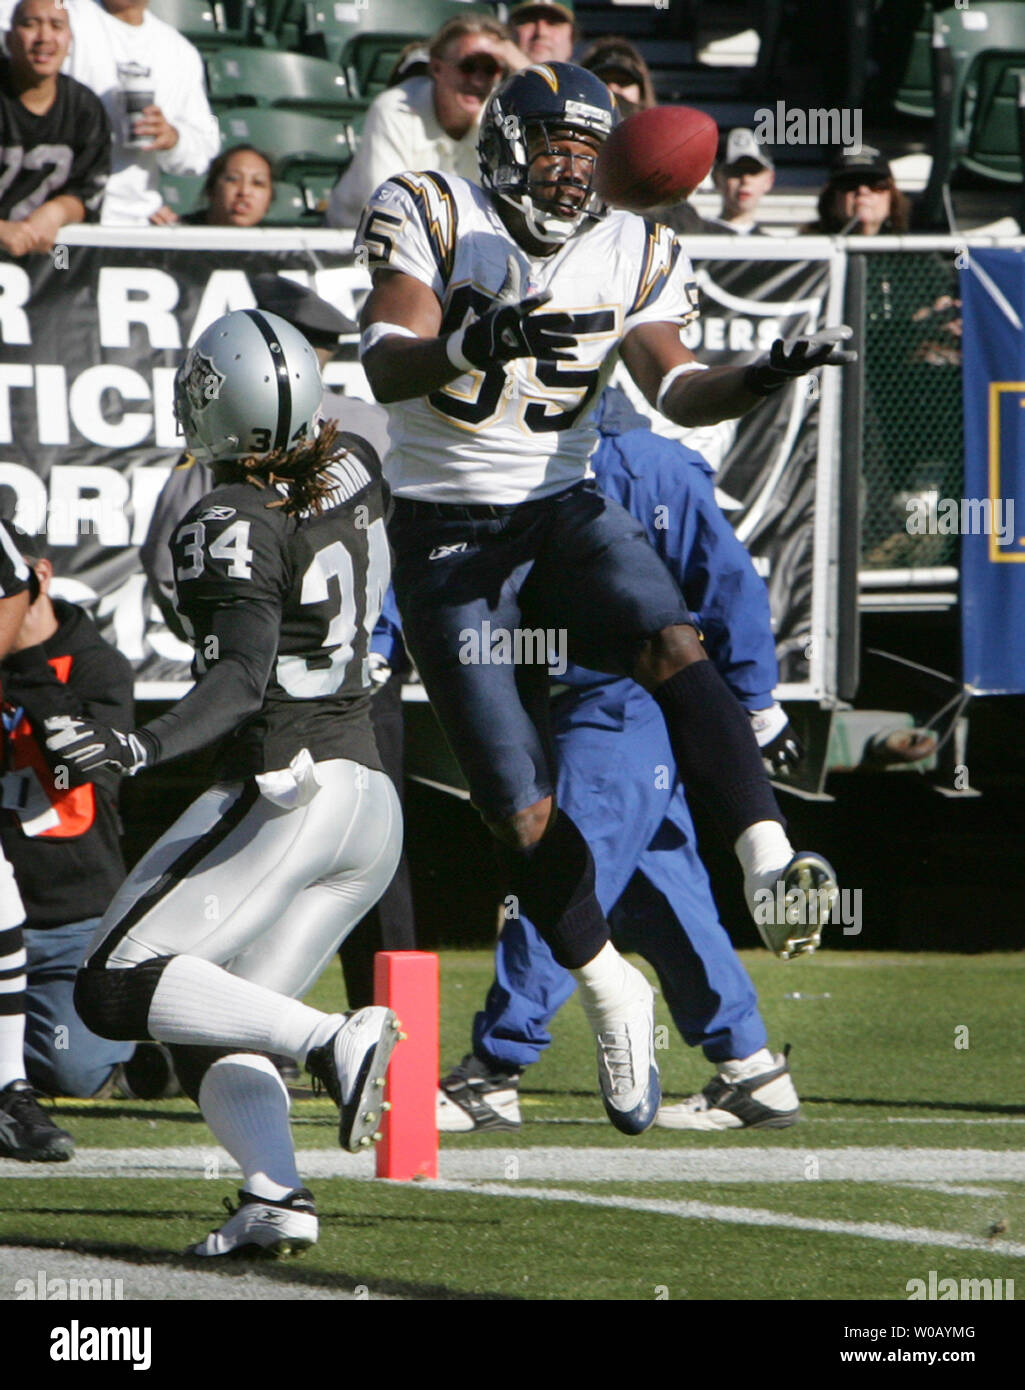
[{"xmin": 181, "ymin": 350, "xmax": 225, "ymax": 415}]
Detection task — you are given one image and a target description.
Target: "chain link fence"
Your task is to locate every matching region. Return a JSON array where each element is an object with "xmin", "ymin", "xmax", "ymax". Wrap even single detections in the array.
[{"xmin": 855, "ymin": 248, "xmax": 964, "ymax": 570}]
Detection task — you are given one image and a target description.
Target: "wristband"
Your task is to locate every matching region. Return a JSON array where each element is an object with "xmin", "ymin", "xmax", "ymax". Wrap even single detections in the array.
[
  {"xmin": 359, "ymin": 321, "xmax": 418, "ymax": 358},
  {"xmin": 655, "ymin": 361, "xmax": 708, "ymax": 414},
  {"xmin": 445, "ymin": 326, "xmax": 475, "ymax": 374}
]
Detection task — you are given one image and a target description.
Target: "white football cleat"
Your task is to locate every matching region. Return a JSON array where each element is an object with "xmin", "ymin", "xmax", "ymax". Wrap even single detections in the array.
[
  {"xmin": 436, "ymin": 1054, "xmax": 522, "ymax": 1132},
  {"xmin": 656, "ymin": 1051, "xmax": 800, "ymax": 1131},
  {"xmin": 746, "ymin": 851, "xmax": 839, "ymax": 959},
  {"xmin": 579, "ymin": 959, "xmax": 660, "ymax": 1135},
  {"xmin": 306, "ymin": 1006, "xmax": 401, "ymax": 1152},
  {"xmin": 187, "ymin": 1188, "xmax": 318, "ymax": 1258}
]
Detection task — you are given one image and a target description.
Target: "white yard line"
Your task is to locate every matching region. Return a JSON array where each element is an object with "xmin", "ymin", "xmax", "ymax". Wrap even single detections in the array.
[
  {"xmin": 4, "ymin": 1146, "xmax": 1025, "ymax": 1183},
  {"xmin": 421, "ymin": 1181, "xmax": 1025, "ymax": 1258}
]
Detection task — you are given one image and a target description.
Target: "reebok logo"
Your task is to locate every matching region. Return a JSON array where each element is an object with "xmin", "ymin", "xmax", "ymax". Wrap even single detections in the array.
[{"xmin": 428, "ymin": 543, "xmax": 468, "ymax": 560}]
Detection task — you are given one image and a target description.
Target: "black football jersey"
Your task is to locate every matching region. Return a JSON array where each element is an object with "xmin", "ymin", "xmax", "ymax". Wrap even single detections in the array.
[
  {"xmin": 149, "ymin": 436, "xmax": 390, "ymax": 779},
  {"xmin": 0, "ymin": 63, "xmax": 110, "ymax": 221},
  {"xmin": 0, "ymin": 519, "xmax": 30, "ymax": 599}
]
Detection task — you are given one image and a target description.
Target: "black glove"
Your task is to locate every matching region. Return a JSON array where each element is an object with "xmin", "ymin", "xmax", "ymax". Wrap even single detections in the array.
[
  {"xmin": 744, "ymin": 326, "xmax": 857, "ymax": 396},
  {"xmin": 456, "ymin": 290, "xmax": 576, "ymax": 369},
  {"xmin": 750, "ymin": 703, "xmax": 804, "ymax": 777},
  {"xmin": 44, "ymin": 715, "xmax": 150, "ymax": 776}
]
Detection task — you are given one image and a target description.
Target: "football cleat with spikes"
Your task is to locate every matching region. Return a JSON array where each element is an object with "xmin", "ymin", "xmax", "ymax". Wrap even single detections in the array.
[
  {"xmin": 306, "ymin": 1007, "xmax": 400, "ymax": 1152},
  {"xmin": 436, "ymin": 1054, "xmax": 522, "ymax": 1132},
  {"xmin": 655, "ymin": 1050, "xmax": 800, "ymax": 1131},
  {"xmin": 187, "ymin": 1187, "xmax": 318, "ymax": 1258},
  {"xmin": 751, "ymin": 852, "xmax": 839, "ymax": 960},
  {"xmin": 0, "ymin": 1080, "xmax": 75, "ymax": 1162},
  {"xmin": 579, "ymin": 960, "xmax": 660, "ymax": 1136}
]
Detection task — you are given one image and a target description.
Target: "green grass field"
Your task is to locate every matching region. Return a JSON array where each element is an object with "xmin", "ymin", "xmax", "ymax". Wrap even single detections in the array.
[{"xmin": 2, "ymin": 950, "xmax": 1024, "ymax": 1302}]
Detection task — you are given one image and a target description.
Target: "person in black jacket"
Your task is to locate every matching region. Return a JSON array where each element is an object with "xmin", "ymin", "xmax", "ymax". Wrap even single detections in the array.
[{"xmin": 0, "ymin": 527, "xmax": 135, "ymax": 1102}]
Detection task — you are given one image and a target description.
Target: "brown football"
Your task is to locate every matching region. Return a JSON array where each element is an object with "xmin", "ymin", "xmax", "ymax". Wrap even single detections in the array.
[{"xmin": 594, "ymin": 106, "xmax": 719, "ymax": 211}]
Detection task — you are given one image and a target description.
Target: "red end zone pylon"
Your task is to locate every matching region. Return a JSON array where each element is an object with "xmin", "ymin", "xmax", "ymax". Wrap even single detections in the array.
[{"xmin": 374, "ymin": 951, "xmax": 439, "ymax": 1179}]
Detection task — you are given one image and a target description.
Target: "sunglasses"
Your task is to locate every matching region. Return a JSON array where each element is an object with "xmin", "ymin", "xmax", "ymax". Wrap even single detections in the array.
[
  {"xmin": 455, "ymin": 54, "xmax": 504, "ymax": 77},
  {"xmin": 833, "ymin": 175, "xmax": 890, "ymax": 192}
]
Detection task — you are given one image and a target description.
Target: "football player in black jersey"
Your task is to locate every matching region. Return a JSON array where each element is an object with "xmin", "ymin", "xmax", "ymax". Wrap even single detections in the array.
[{"xmin": 44, "ymin": 310, "xmax": 404, "ymax": 1258}]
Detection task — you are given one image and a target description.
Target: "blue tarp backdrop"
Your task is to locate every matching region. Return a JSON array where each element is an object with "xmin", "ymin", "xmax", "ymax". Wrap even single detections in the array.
[{"xmin": 961, "ymin": 247, "xmax": 1025, "ymax": 694}]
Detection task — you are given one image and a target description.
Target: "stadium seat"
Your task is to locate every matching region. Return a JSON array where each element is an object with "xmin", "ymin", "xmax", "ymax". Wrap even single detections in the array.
[
  {"xmin": 148, "ymin": 0, "xmax": 222, "ymax": 51},
  {"xmin": 206, "ymin": 46, "xmax": 360, "ymax": 113},
  {"xmin": 341, "ymin": 30, "xmax": 425, "ymax": 100},
  {"xmin": 218, "ymin": 107, "xmax": 354, "ymax": 180},
  {"xmin": 962, "ymin": 48, "xmax": 1025, "ymax": 181},
  {"xmin": 262, "ymin": 179, "xmax": 318, "ymax": 224},
  {"xmin": 160, "ymin": 172, "xmax": 206, "ymax": 217},
  {"xmin": 302, "ymin": 0, "xmax": 472, "ymax": 67},
  {"xmin": 893, "ymin": 4, "xmax": 937, "ymax": 118}
]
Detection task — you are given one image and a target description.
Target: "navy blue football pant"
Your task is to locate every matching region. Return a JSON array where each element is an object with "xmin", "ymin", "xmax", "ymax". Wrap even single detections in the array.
[{"xmin": 473, "ymin": 679, "xmax": 769, "ymax": 1069}]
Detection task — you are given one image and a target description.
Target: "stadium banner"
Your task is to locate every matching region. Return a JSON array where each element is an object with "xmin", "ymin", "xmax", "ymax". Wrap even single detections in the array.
[
  {"xmin": 0, "ymin": 229, "xmax": 845, "ymax": 700},
  {"xmin": 960, "ymin": 247, "xmax": 1025, "ymax": 694},
  {"xmin": 0, "ymin": 228, "xmax": 368, "ymax": 694},
  {"xmin": 684, "ymin": 238, "xmax": 848, "ymax": 700}
]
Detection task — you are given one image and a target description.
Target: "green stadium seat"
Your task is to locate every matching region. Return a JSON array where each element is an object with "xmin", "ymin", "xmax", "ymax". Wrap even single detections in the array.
[
  {"xmin": 341, "ymin": 30, "xmax": 424, "ymax": 100},
  {"xmin": 218, "ymin": 107, "xmax": 354, "ymax": 180},
  {"xmin": 893, "ymin": 5, "xmax": 937, "ymax": 118},
  {"xmin": 206, "ymin": 46, "xmax": 359, "ymax": 113},
  {"xmin": 262, "ymin": 179, "xmax": 319, "ymax": 224},
  {"xmin": 301, "ymin": 0, "xmax": 475, "ymax": 67},
  {"xmin": 160, "ymin": 172, "xmax": 206, "ymax": 216},
  {"xmin": 148, "ymin": 0, "xmax": 222, "ymax": 50},
  {"xmin": 962, "ymin": 48, "xmax": 1025, "ymax": 180}
]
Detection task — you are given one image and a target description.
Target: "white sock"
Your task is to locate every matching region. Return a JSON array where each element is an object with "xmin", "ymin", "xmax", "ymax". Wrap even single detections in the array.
[
  {"xmin": 0, "ymin": 1013, "xmax": 27, "ymax": 1089},
  {"xmin": 0, "ymin": 926, "xmax": 27, "ymax": 1088},
  {"xmin": 147, "ymin": 956, "xmax": 343, "ymax": 1062},
  {"xmin": 721, "ymin": 1048, "xmax": 776, "ymax": 1083},
  {"xmin": 735, "ymin": 821, "xmax": 794, "ymax": 883},
  {"xmin": 570, "ymin": 941, "xmax": 642, "ymax": 1025},
  {"xmin": 198, "ymin": 1054, "xmax": 302, "ymax": 1202}
]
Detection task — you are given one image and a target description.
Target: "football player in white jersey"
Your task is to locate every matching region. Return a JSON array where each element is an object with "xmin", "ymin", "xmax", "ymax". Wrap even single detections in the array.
[
  {"xmin": 356, "ymin": 63, "xmax": 852, "ymax": 1135},
  {"xmin": 44, "ymin": 311, "xmax": 403, "ymax": 1257}
]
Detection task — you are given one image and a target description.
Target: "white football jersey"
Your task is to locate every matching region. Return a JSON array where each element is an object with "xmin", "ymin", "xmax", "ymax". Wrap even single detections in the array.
[{"xmin": 356, "ymin": 172, "xmax": 700, "ymax": 504}]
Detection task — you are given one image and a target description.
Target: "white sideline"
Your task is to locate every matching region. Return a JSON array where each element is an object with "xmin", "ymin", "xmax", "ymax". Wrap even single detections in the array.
[
  {"xmin": 421, "ymin": 1181, "xmax": 1025, "ymax": 1259},
  {"xmin": 4, "ymin": 1145, "xmax": 1025, "ymax": 1184}
]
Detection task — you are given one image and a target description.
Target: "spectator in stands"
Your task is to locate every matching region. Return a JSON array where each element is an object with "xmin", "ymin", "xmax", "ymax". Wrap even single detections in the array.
[
  {"xmin": 176, "ymin": 145, "xmax": 274, "ymax": 227},
  {"xmin": 711, "ymin": 128, "xmax": 775, "ymax": 234},
  {"xmin": 327, "ymin": 13, "xmax": 525, "ymax": 228},
  {"xmin": 804, "ymin": 146, "xmax": 910, "ymax": 235},
  {"xmin": 0, "ymin": 0, "xmax": 222, "ymax": 226},
  {"xmin": 0, "ymin": 526, "xmax": 135, "ymax": 1102},
  {"xmin": 580, "ymin": 36, "xmax": 656, "ymax": 110},
  {"xmin": 511, "ymin": 1, "xmax": 576, "ymax": 64},
  {"xmin": 386, "ymin": 41, "xmax": 429, "ymax": 89},
  {"xmin": 0, "ymin": 0, "xmax": 110, "ymax": 257}
]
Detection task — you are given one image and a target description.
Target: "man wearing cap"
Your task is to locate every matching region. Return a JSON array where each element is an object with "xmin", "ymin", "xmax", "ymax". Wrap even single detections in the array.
[
  {"xmin": 712, "ymin": 128, "xmax": 775, "ymax": 234},
  {"xmin": 326, "ymin": 13, "xmax": 524, "ymax": 229},
  {"xmin": 510, "ymin": 2, "xmax": 576, "ymax": 64}
]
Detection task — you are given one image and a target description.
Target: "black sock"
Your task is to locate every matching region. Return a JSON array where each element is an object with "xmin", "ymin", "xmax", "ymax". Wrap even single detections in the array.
[
  {"xmin": 651, "ymin": 661, "xmax": 783, "ymax": 845},
  {"xmin": 496, "ymin": 811, "xmax": 609, "ymax": 970}
]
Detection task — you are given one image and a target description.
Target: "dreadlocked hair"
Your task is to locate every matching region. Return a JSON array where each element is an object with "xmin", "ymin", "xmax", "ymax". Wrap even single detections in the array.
[{"xmin": 231, "ymin": 420, "xmax": 343, "ymax": 516}]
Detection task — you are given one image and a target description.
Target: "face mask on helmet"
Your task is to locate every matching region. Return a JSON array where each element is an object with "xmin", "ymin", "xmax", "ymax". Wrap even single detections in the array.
[
  {"xmin": 479, "ymin": 63, "xmax": 617, "ymax": 245},
  {"xmin": 174, "ymin": 309, "xmax": 324, "ymax": 464}
]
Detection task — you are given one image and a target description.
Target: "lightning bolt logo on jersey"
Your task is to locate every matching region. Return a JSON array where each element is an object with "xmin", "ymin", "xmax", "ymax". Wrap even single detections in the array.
[
  {"xmin": 170, "ymin": 436, "xmax": 390, "ymax": 780},
  {"xmin": 356, "ymin": 171, "xmax": 699, "ymax": 505}
]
